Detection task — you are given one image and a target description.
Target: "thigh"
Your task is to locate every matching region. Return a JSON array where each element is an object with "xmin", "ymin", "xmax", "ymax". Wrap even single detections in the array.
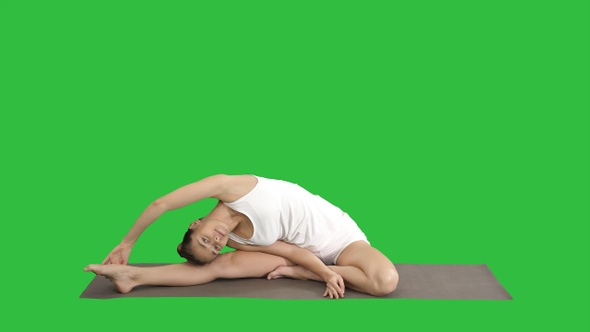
[
  {"xmin": 336, "ymin": 241, "xmax": 396, "ymax": 277},
  {"xmin": 212, "ymin": 250, "xmax": 294, "ymax": 279}
]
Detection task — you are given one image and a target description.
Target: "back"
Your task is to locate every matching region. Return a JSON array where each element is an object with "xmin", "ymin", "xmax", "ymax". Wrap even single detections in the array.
[{"xmin": 224, "ymin": 175, "xmax": 344, "ymax": 252}]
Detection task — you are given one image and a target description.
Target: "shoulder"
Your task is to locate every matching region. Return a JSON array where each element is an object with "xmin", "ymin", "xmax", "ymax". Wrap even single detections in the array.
[
  {"xmin": 222, "ymin": 174, "xmax": 258, "ymax": 187},
  {"xmin": 216, "ymin": 174, "xmax": 259, "ymax": 202}
]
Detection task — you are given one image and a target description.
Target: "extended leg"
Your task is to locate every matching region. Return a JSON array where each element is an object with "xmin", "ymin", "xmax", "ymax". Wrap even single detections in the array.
[{"xmin": 84, "ymin": 250, "xmax": 293, "ymax": 293}]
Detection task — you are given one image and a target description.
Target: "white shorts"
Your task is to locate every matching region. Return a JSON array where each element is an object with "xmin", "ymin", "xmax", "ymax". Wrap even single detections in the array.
[{"xmin": 311, "ymin": 213, "xmax": 370, "ymax": 265}]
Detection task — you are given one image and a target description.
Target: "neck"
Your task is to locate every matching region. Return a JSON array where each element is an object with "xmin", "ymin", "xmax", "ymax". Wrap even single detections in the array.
[{"xmin": 205, "ymin": 201, "xmax": 242, "ymax": 230}]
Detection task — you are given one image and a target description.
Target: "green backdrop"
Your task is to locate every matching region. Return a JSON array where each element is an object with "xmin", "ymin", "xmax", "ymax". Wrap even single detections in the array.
[{"xmin": 1, "ymin": 0, "xmax": 588, "ymax": 331}]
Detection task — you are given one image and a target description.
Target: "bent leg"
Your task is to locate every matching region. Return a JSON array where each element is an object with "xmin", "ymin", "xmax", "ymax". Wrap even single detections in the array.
[
  {"xmin": 332, "ymin": 241, "xmax": 398, "ymax": 296},
  {"xmin": 268, "ymin": 241, "xmax": 398, "ymax": 296},
  {"xmin": 84, "ymin": 250, "xmax": 293, "ymax": 293}
]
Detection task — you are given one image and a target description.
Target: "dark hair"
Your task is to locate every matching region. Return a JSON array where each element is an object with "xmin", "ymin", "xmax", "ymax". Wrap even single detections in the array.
[{"xmin": 177, "ymin": 228, "xmax": 208, "ymax": 266}]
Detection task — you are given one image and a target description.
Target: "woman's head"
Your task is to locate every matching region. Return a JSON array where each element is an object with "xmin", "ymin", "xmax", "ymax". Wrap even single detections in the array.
[{"xmin": 177, "ymin": 218, "xmax": 230, "ymax": 265}]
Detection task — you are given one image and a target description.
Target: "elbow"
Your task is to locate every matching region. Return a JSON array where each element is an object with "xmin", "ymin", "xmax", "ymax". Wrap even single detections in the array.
[
  {"xmin": 150, "ymin": 199, "xmax": 169, "ymax": 211},
  {"xmin": 213, "ymin": 173, "xmax": 230, "ymax": 183}
]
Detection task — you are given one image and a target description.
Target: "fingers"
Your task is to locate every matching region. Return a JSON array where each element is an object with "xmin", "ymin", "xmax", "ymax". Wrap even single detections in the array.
[
  {"xmin": 329, "ymin": 283, "xmax": 340, "ymax": 298},
  {"xmin": 102, "ymin": 244, "xmax": 133, "ymax": 265},
  {"xmin": 102, "ymin": 254, "xmax": 127, "ymax": 265},
  {"xmin": 326, "ymin": 283, "xmax": 340, "ymax": 299},
  {"xmin": 102, "ymin": 256, "xmax": 121, "ymax": 265},
  {"xmin": 323, "ymin": 287, "xmax": 334, "ymax": 299},
  {"xmin": 329, "ymin": 279, "xmax": 345, "ymax": 298},
  {"xmin": 328, "ymin": 287, "xmax": 339, "ymax": 299},
  {"xmin": 338, "ymin": 277, "xmax": 345, "ymax": 297},
  {"xmin": 323, "ymin": 275, "xmax": 346, "ymax": 299}
]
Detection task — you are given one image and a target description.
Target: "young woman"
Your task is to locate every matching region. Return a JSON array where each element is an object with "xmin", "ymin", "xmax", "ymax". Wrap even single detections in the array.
[{"xmin": 85, "ymin": 174, "xmax": 398, "ymax": 298}]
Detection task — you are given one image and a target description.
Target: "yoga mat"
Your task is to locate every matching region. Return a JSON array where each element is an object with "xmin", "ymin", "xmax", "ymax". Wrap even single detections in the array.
[{"xmin": 80, "ymin": 263, "xmax": 512, "ymax": 300}]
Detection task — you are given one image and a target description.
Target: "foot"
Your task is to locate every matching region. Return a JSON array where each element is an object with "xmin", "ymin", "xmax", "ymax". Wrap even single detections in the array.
[
  {"xmin": 84, "ymin": 264, "xmax": 139, "ymax": 293},
  {"xmin": 267, "ymin": 265, "xmax": 321, "ymax": 281}
]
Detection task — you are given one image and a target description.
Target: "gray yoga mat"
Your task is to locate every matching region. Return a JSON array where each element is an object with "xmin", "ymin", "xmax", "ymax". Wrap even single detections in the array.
[{"xmin": 80, "ymin": 263, "xmax": 512, "ymax": 300}]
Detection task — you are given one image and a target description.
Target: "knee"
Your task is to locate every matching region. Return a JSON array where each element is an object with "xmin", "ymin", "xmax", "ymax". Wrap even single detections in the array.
[{"xmin": 370, "ymin": 267, "xmax": 399, "ymax": 296}]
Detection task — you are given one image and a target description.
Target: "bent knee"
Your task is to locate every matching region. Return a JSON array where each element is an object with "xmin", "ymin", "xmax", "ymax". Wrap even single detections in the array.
[{"xmin": 370, "ymin": 267, "xmax": 399, "ymax": 296}]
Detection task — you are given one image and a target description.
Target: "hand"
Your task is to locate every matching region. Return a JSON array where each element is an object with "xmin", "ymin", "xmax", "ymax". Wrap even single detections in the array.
[
  {"xmin": 102, "ymin": 242, "xmax": 132, "ymax": 265},
  {"xmin": 322, "ymin": 272, "xmax": 345, "ymax": 299}
]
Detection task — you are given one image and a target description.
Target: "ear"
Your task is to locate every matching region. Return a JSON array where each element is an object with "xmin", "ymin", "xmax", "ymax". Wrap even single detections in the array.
[{"xmin": 189, "ymin": 219, "xmax": 200, "ymax": 229}]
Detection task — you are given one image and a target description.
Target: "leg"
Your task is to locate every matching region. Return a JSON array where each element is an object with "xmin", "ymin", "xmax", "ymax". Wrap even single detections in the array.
[
  {"xmin": 268, "ymin": 241, "xmax": 398, "ymax": 296},
  {"xmin": 84, "ymin": 250, "xmax": 294, "ymax": 293},
  {"xmin": 331, "ymin": 241, "xmax": 398, "ymax": 296}
]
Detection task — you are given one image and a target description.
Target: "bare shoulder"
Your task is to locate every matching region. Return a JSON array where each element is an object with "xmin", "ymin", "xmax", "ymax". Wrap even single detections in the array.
[{"xmin": 217, "ymin": 174, "xmax": 258, "ymax": 202}]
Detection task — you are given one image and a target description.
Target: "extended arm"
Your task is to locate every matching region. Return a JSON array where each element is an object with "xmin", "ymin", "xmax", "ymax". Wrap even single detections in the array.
[
  {"xmin": 103, "ymin": 174, "xmax": 240, "ymax": 264},
  {"xmin": 229, "ymin": 240, "xmax": 345, "ymax": 298},
  {"xmin": 121, "ymin": 174, "xmax": 231, "ymax": 246}
]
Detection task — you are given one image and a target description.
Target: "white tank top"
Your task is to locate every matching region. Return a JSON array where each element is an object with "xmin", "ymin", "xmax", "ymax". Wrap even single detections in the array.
[{"xmin": 224, "ymin": 175, "xmax": 344, "ymax": 252}]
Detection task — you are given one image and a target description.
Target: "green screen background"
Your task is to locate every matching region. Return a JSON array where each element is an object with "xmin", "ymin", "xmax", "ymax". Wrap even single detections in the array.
[{"xmin": 1, "ymin": 0, "xmax": 588, "ymax": 331}]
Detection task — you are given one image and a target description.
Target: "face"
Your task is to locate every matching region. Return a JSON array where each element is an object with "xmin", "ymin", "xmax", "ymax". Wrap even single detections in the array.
[{"xmin": 188, "ymin": 219, "xmax": 230, "ymax": 263}]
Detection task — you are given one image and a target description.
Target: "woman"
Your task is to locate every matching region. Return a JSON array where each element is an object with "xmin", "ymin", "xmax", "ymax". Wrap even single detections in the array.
[{"xmin": 85, "ymin": 174, "xmax": 398, "ymax": 298}]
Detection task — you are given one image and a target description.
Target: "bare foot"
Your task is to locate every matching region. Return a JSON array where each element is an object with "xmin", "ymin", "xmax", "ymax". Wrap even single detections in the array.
[
  {"xmin": 84, "ymin": 264, "xmax": 139, "ymax": 293},
  {"xmin": 267, "ymin": 265, "xmax": 321, "ymax": 281}
]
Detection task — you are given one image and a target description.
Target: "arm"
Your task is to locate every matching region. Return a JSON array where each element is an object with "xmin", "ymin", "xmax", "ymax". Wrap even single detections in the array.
[
  {"xmin": 229, "ymin": 240, "xmax": 345, "ymax": 298},
  {"xmin": 121, "ymin": 174, "xmax": 231, "ymax": 246},
  {"xmin": 103, "ymin": 174, "xmax": 235, "ymax": 264}
]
